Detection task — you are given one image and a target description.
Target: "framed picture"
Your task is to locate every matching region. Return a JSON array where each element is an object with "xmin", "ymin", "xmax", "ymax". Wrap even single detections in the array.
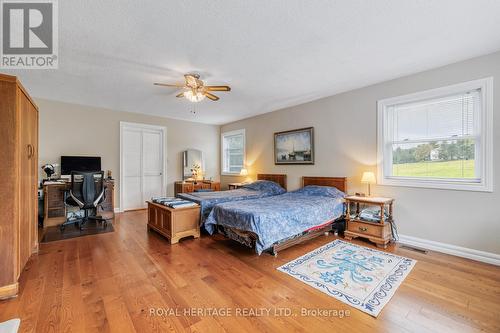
[{"xmin": 274, "ymin": 127, "xmax": 314, "ymax": 165}]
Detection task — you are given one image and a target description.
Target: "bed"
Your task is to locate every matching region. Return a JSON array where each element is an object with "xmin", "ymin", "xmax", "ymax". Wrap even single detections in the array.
[
  {"xmin": 177, "ymin": 174, "xmax": 287, "ymax": 224},
  {"xmin": 205, "ymin": 177, "xmax": 347, "ymax": 255}
]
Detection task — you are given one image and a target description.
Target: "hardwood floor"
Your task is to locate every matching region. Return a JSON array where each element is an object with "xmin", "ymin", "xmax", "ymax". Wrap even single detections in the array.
[{"xmin": 1, "ymin": 210, "xmax": 499, "ymax": 333}]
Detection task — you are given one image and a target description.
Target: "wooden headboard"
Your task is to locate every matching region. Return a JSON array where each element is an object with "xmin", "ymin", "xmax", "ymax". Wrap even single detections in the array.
[
  {"xmin": 257, "ymin": 174, "xmax": 287, "ymax": 190},
  {"xmin": 302, "ymin": 177, "xmax": 347, "ymax": 193}
]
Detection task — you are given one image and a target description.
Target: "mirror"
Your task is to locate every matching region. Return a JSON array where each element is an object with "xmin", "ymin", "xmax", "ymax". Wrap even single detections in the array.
[{"xmin": 182, "ymin": 149, "xmax": 204, "ymax": 180}]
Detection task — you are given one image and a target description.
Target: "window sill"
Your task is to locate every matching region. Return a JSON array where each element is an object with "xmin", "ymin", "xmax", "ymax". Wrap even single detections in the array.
[
  {"xmin": 379, "ymin": 177, "xmax": 492, "ymax": 192},
  {"xmin": 221, "ymin": 172, "xmax": 242, "ymax": 176}
]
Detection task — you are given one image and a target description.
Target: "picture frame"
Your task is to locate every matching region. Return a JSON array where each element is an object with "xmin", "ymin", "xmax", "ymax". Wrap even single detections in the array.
[{"xmin": 274, "ymin": 127, "xmax": 314, "ymax": 165}]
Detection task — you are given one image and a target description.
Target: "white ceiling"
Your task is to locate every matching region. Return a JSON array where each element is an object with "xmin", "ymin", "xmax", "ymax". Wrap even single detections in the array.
[{"xmin": 4, "ymin": 0, "xmax": 500, "ymax": 125}]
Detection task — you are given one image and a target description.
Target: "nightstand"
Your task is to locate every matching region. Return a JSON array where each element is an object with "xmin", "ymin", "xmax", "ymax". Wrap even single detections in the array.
[
  {"xmin": 343, "ymin": 196, "xmax": 394, "ymax": 248},
  {"xmin": 228, "ymin": 182, "xmax": 244, "ymax": 190}
]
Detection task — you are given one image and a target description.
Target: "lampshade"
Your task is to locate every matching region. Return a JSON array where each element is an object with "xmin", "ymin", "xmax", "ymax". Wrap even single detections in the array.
[
  {"xmin": 361, "ymin": 171, "xmax": 376, "ymax": 184},
  {"xmin": 240, "ymin": 168, "xmax": 248, "ymax": 176},
  {"xmin": 183, "ymin": 89, "xmax": 206, "ymax": 102}
]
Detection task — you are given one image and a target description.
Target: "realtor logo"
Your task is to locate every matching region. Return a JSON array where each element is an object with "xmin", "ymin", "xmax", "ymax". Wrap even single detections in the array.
[{"xmin": 1, "ymin": 0, "xmax": 58, "ymax": 68}]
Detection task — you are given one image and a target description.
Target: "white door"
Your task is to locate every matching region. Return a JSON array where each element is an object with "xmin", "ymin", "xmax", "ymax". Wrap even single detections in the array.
[{"xmin": 121, "ymin": 122, "xmax": 166, "ymax": 211}]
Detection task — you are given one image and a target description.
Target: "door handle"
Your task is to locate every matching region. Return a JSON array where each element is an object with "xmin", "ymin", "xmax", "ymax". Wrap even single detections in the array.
[{"xmin": 27, "ymin": 144, "xmax": 32, "ymax": 158}]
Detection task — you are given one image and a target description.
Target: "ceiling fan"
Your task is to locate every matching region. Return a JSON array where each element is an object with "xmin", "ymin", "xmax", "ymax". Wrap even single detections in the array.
[{"xmin": 154, "ymin": 74, "xmax": 230, "ymax": 102}]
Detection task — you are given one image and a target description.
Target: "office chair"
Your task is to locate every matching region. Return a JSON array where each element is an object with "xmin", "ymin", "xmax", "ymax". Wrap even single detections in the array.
[{"xmin": 60, "ymin": 171, "xmax": 109, "ymax": 231}]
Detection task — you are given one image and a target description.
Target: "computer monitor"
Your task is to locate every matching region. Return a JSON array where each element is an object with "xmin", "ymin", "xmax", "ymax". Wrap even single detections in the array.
[{"xmin": 60, "ymin": 156, "xmax": 101, "ymax": 175}]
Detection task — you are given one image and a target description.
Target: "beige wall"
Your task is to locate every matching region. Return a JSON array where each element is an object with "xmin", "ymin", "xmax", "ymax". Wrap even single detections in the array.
[
  {"xmin": 37, "ymin": 99, "xmax": 220, "ymax": 209},
  {"xmin": 221, "ymin": 51, "xmax": 500, "ymax": 254}
]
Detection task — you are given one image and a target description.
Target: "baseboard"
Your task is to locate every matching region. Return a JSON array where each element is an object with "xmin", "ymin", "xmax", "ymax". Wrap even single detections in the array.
[
  {"xmin": 399, "ymin": 234, "xmax": 500, "ymax": 266},
  {"xmin": 0, "ymin": 282, "xmax": 18, "ymax": 300},
  {"xmin": 114, "ymin": 208, "xmax": 121, "ymax": 213}
]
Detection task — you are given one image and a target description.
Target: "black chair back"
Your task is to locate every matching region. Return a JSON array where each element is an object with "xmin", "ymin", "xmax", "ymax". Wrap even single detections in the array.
[{"xmin": 69, "ymin": 171, "xmax": 105, "ymax": 209}]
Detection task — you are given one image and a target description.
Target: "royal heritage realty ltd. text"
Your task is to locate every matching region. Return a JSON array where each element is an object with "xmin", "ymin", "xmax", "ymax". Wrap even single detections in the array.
[{"xmin": 149, "ymin": 307, "xmax": 351, "ymax": 318}]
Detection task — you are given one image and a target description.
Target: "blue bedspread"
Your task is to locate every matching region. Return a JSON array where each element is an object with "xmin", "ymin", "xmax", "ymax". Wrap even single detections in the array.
[
  {"xmin": 177, "ymin": 180, "xmax": 286, "ymax": 224},
  {"xmin": 205, "ymin": 186, "xmax": 346, "ymax": 254}
]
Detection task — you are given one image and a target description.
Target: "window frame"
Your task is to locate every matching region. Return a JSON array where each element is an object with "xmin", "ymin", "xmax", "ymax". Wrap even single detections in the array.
[
  {"xmin": 221, "ymin": 128, "xmax": 246, "ymax": 176},
  {"xmin": 377, "ymin": 77, "xmax": 493, "ymax": 192}
]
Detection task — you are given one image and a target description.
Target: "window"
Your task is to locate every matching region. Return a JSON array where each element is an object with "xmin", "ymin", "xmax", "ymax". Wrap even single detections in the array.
[
  {"xmin": 377, "ymin": 78, "xmax": 493, "ymax": 192},
  {"xmin": 221, "ymin": 129, "xmax": 245, "ymax": 175}
]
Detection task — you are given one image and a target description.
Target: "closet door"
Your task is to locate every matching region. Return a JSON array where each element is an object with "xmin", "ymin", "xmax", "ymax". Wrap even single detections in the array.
[
  {"xmin": 18, "ymin": 90, "xmax": 33, "ymax": 272},
  {"xmin": 142, "ymin": 129, "xmax": 163, "ymax": 204},
  {"xmin": 121, "ymin": 123, "xmax": 165, "ymax": 211},
  {"xmin": 122, "ymin": 128, "xmax": 144, "ymax": 210},
  {"xmin": 29, "ymin": 103, "xmax": 38, "ymax": 252}
]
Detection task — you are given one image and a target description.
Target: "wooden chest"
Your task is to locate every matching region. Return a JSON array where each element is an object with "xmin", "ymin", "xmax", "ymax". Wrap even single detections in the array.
[{"xmin": 147, "ymin": 202, "xmax": 200, "ymax": 244}]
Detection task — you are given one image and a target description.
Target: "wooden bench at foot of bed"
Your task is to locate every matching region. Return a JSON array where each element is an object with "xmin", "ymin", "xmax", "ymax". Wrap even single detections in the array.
[{"xmin": 147, "ymin": 201, "xmax": 200, "ymax": 244}]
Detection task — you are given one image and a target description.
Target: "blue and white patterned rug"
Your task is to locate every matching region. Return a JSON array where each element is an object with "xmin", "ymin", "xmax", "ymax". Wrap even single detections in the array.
[{"xmin": 277, "ymin": 239, "xmax": 416, "ymax": 316}]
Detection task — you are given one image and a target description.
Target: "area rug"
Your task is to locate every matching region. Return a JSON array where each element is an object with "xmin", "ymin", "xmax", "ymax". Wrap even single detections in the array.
[
  {"xmin": 277, "ymin": 239, "xmax": 416, "ymax": 316},
  {"xmin": 0, "ymin": 318, "xmax": 20, "ymax": 333},
  {"xmin": 41, "ymin": 221, "xmax": 114, "ymax": 243}
]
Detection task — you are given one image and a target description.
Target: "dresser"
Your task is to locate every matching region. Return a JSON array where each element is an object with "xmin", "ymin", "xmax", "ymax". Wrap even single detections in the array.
[
  {"xmin": 0, "ymin": 74, "xmax": 39, "ymax": 299},
  {"xmin": 174, "ymin": 180, "xmax": 220, "ymax": 196},
  {"xmin": 43, "ymin": 180, "xmax": 115, "ymax": 227}
]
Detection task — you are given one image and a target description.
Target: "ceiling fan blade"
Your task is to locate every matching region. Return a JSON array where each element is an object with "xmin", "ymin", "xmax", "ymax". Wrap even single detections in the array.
[
  {"xmin": 204, "ymin": 92, "xmax": 220, "ymax": 101},
  {"xmin": 204, "ymin": 86, "xmax": 231, "ymax": 91},
  {"xmin": 175, "ymin": 92, "xmax": 185, "ymax": 98},
  {"xmin": 154, "ymin": 83, "xmax": 185, "ymax": 88}
]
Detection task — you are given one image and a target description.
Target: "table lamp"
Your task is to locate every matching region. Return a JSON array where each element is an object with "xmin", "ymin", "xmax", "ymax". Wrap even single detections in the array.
[
  {"xmin": 41, "ymin": 164, "xmax": 55, "ymax": 180},
  {"xmin": 361, "ymin": 171, "xmax": 376, "ymax": 196},
  {"xmin": 240, "ymin": 168, "xmax": 251, "ymax": 183}
]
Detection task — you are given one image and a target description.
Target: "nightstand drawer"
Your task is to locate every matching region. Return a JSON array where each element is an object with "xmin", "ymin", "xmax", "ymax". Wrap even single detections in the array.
[{"xmin": 348, "ymin": 220, "xmax": 388, "ymax": 239}]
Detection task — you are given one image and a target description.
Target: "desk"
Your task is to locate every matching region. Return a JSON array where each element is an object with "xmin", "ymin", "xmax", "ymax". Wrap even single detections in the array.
[{"xmin": 43, "ymin": 179, "xmax": 114, "ymax": 227}]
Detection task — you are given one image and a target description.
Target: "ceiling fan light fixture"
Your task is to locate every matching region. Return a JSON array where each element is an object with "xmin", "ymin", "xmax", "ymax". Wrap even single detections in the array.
[
  {"xmin": 183, "ymin": 89, "xmax": 206, "ymax": 102},
  {"xmin": 155, "ymin": 74, "xmax": 229, "ymax": 103}
]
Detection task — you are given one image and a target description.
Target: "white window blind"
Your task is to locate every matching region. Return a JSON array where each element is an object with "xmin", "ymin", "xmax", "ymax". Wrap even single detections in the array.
[
  {"xmin": 221, "ymin": 129, "xmax": 245, "ymax": 174},
  {"xmin": 387, "ymin": 90, "xmax": 480, "ymax": 180},
  {"xmin": 377, "ymin": 78, "xmax": 493, "ymax": 192}
]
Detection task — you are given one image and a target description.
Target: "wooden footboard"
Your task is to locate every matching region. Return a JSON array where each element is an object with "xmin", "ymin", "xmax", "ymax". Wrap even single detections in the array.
[
  {"xmin": 270, "ymin": 222, "xmax": 335, "ymax": 256},
  {"xmin": 219, "ymin": 218, "xmax": 345, "ymax": 256}
]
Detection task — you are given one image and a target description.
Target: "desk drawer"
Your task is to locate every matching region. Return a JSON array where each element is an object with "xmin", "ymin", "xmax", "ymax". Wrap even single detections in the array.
[
  {"xmin": 48, "ymin": 207, "xmax": 65, "ymax": 218},
  {"xmin": 48, "ymin": 198, "xmax": 65, "ymax": 208},
  {"xmin": 47, "ymin": 188, "xmax": 64, "ymax": 199}
]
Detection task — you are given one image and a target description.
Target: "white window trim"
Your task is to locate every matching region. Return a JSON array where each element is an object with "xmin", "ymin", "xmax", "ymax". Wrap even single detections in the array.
[
  {"xmin": 221, "ymin": 128, "xmax": 246, "ymax": 176},
  {"xmin": 377, "ymin": 77, "xmax": 493, "ymax": 192}
]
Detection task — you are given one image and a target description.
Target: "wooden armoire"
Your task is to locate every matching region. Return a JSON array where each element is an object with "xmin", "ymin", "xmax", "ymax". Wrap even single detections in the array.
[{"xmin": 0, "ymin": 73, "xmax": 39, "ymax": 299}]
